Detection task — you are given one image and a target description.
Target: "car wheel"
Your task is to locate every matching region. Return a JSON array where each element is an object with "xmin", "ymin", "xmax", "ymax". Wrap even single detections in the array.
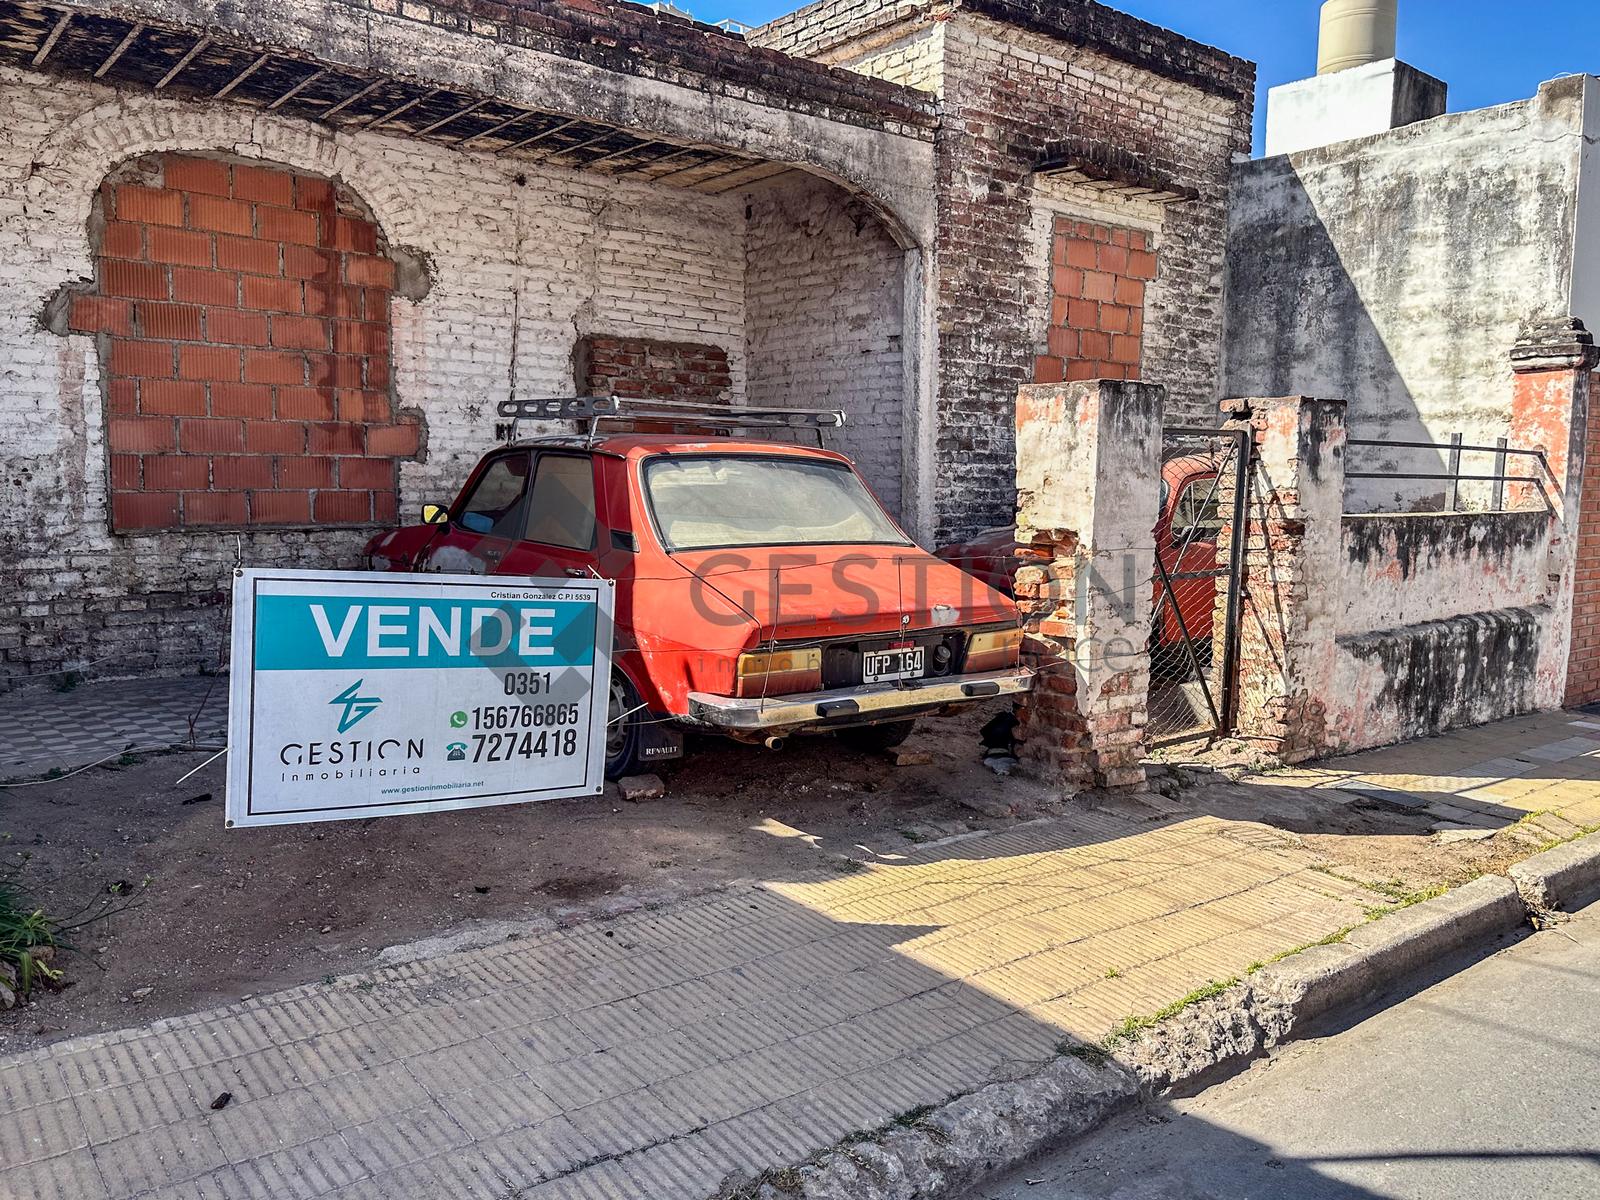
[
  {"xmin": 838, "ymin": 719, "xmax": 917, "ymax": 753},
  {"xmin": 605, "ymin": 669, "xmax": 646, "ymax": 780}
]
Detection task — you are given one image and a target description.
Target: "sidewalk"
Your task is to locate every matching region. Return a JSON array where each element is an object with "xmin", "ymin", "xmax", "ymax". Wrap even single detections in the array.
[
  {"xmin": 4, "ymin": 706, "xmax": 1599, "ymax": 1199},
  {"xmin": 0, "ymin": 677, "xmax": 226, "ymax": 781},
  {"xmin": 6, "ymin": 814, "xmax": 1374, "ymax": 1199}
]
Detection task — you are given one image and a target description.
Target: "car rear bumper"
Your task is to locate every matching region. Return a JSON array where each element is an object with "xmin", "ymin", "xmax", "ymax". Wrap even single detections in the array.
[{"xmin": 684, "ymin": 668, "xmax": 1034, "ymax": 732}]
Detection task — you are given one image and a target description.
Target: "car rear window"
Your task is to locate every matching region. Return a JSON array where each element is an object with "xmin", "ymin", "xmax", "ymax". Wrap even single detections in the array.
[{"xmin": 643, "ymin": 455, "xmax": 909, "ymax": 551}]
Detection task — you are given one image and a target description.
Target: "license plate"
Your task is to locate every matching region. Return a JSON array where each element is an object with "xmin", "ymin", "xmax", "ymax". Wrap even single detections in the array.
[{"xmin": 862, "ymin": 647, "xmax": 925, "ymax": 684}]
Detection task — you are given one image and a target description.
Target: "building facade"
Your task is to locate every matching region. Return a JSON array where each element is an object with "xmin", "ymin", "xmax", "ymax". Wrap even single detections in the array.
[{"xmin": 0, "ymin": 0, "xmax": 1251, "ymax": 686}]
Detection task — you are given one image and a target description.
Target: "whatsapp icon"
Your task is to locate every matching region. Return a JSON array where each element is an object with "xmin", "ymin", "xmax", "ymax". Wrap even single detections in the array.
[{"xmin": 449, "ymin": 710, "xmax": 468, "ymax": 728}]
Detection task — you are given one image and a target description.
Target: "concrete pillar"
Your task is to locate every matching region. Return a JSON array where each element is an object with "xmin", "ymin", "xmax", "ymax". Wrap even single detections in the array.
[
  {"xmin": 1013, "ymin": 380, "xmax": 1163, "ymax": 790},
  {"xmin": 1509, "ymin": 317, "xmax": 1600, "ymax": 706},
  {"xmin": 1219, "ymin": 396, "xmax": 1347, "ymax": 763}
]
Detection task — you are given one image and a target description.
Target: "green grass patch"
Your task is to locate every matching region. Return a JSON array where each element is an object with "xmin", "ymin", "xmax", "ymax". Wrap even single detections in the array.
[{"xmin": 1103, "ymin": 977, "xmax": 1239, "ymax": 1049}]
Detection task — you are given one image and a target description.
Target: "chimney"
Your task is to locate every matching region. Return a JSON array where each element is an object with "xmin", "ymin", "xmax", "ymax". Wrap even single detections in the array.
[
  {"xmin": 1264, "ymin": 0, "xmax": 1445, "ymax": 157},
  {"xmin": 1317, "ymin": 0, "xmax": 1397, "ymax": 75}
]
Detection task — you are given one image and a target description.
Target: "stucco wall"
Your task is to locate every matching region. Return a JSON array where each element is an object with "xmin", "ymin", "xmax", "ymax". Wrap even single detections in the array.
[
  {"xmin": 1223, "ymin": 76, "xmax": 1595, "ymax": 513},
  {"xmin": 0, "ymin": 66, "xmax": 750, "ymax": 681}
]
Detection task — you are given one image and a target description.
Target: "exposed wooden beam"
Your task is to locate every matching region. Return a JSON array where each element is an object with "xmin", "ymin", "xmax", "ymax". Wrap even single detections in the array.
[
  {"xmin": 32, "ymin": 13, "xmax": 71, "ymax": 67},
  {"xmin": 580, "ymin": 139, "xmax": 665, "ymax": 169},
  {"xmin": 414, "ymin": 97, "xmax": 489, "ymax": 136},
  {"xmin": 542, "ymin": 128, "xmax": 627, "ymax": 161},
  {"xmin": 498, "ymin": 118, "xmax": 582, "ymax": 154},
  {"xmin": 365, "ymin": 88, "xmax": 437, "ymax": 131},
  {"xmin": 321, "ymin": 78, "xmax": 387, "ymax": 119},
  {"xmin": 155, "ymin": 36, "xmax": 210, "ymax": 89},
  {"xmin": 266, "ymin": 68, "xmax": 326, "ymax": 110},
  {"xmin": 614, "ymin": 144, "xmax": 714, "ymax": 177},
  {"xmin": 699, "ymin": 161, "xmax": 797, "ymax": 194},
  {"xmin": 459, "ymin": 110, "xmax": 536, "ymax": 148},
  {"xmin": 645, "ymin": 154, "xmax": 753, "ymax": 187},
  {"xmin": 215, "ymin": 53, "xmax": 271, "ymax": 99},
  {"xmin": 94, "ymin": 23, "xmax": 144, "ymax": 78}
]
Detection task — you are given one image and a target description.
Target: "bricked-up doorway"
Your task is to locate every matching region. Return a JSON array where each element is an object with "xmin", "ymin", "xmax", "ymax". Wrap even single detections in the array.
[
  {"xmin": 70, "ymin": 153, "xmax": 420, "ymax": 531},
  {"xmin": 1035, "ymin": 218, "xmax": 1156, "ymax": 385}
]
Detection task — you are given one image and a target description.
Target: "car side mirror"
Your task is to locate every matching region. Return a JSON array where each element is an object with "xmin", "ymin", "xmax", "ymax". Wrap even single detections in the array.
[{"xmin": 421, "ymin": 503, "xmax": 450, "ymax": 526}]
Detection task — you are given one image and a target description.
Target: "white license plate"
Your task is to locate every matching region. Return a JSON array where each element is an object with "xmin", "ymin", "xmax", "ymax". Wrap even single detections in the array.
[{"xmin": 863, "ymin": 647, "xmax": 925, "ymax": 684}]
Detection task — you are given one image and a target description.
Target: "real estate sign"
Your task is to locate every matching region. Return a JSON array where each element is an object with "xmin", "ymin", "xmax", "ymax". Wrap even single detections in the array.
[{"xmin": 226, "ymin": 568, "xmax": 614, "ymax": 828}]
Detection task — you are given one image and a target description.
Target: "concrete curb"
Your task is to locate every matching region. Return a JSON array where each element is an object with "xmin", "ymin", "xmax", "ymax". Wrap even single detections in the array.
[
  {"xmin": 1508, "ymin": 829, "xmax": 1600, "ymax": 916},
  {"xmin": 727, "ymin": 875, "xmax": 1532, "ymax": 1200}
]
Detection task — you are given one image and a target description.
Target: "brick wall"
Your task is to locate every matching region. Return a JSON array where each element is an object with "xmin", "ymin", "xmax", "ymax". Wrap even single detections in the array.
[
  {"xmin": 929, "ymin": 15, "xmax": 1251, "ymax": 541},
  {"xmin": 1565, "ymin": 372, "xmax": 1600, "ymax": 706},
  {"xmin": 746, "ymin": 176, "xmax": 907, "ymax": 518},
  {"xmin": 0, "ymin": 66, "xmax": 750, "ymax": 684},
  {"xmin": 578, "ymin": 335, "xmax": 733, "ymax": 401},
  {"xmin": 1033, "ymin": 218, "xmax": 1154, "ymax": 385},
  {"xmin": 68, "ymin": 153, "xmax": 415, "ymax": 532}
]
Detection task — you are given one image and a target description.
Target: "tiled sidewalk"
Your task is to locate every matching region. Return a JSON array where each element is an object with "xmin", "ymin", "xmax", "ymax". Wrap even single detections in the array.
[
  {"xmin": 1276, "ymin": 709, "xmax": 1600, "ymax": 842},
  {"xmin": 3, "ymin": 811, "xmax": 1376, "ymax": 1200},
  {"xmin": 0, "ymin": 677, "xmax": 227, "ymax": 781}
]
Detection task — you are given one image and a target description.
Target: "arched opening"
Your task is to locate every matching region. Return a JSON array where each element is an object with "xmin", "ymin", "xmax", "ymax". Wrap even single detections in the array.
[
  {"xmin": 742, "ymin": 170, "xmax": 913, "ymax": 521},
  {"xmin": 66, "ymin": 151, "xmax": 420, "ymax": 532}
]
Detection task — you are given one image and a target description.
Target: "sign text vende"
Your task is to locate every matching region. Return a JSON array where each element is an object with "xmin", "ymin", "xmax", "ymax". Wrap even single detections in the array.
[{"xmin": 226, "ymin": 569, "xmax": 615, "ymax": 828}]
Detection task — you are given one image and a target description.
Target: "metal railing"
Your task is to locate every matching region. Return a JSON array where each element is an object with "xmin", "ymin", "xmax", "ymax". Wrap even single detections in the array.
[{"xmin": 1344, "ymin": 435, "xmax": 1554, "ymax": 514}]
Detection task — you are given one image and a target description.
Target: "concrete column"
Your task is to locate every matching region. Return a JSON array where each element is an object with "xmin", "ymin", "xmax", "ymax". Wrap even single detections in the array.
[
  {"xmin": 1013, "ymin": 380, "xmax": 1163, "ymax": 790},
  {"xmin": 1509, "ymin": 317, "xmax": 1600, "ymax": 706},
  {"xmin": 1220, "ymin": 395, "xmax": 1347, "ymax": 763}
]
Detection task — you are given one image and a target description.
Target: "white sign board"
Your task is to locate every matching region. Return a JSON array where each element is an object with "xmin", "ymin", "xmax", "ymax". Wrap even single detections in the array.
[{"xmin": 226, "ymin": 568, "xmax": 614, "ymax": 828}]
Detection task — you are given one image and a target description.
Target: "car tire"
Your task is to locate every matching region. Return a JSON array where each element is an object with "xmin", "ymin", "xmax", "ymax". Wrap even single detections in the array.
[
  {"xmin": 838, "ymin": 719, "xmax": 917, "ymax": 753},
  {"xmin": 605, "ymin": 669, "xmax": 646, "ymax": 781}
]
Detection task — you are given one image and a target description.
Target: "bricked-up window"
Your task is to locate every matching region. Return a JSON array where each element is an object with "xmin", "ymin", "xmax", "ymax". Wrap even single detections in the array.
[
  {"xmin": 1034, "ymin": 219, "xmax": 1157, "ymax": 385},
  {"xmin": 71, "ymin": 153, "xmax": 419, "ymax": 531},
  {"xmin": 578, "ymin": 335, "xmax": 732, "ymax": 402}
]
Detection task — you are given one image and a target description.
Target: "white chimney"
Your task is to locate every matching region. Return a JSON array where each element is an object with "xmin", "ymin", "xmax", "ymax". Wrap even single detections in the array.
[{"xmin": 1265, "ymin": 0, "xmax": 1445, "ymax": 157}]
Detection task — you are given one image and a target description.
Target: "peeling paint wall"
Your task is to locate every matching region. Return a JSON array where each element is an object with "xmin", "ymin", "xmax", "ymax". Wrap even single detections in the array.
[
  {"xmin": 1324, "ymin": 511, "xmax": 1560, "ymax": 752},
  {"xmin": 1223, "ymin": 77, "xmax": 1594, "ymax": 513}
]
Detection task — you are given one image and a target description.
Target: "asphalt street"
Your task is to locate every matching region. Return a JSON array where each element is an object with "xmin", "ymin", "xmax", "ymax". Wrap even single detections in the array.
[{"xmin": 978, "ymin": 909, "xmax": 1600, "ymax": 1200}]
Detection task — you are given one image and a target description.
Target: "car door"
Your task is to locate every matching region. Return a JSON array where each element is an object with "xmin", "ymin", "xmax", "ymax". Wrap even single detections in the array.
[
  {"xmin": 1157, "ymin": 469, "xmax": 1223, "ymax": 645},
  {"xmin": 419, "ymin": 449, "xmax": 533, "ymax": 575},
  {"xmin": 495, "ymin": 451, "xmax": 603, "ymax": 581}
]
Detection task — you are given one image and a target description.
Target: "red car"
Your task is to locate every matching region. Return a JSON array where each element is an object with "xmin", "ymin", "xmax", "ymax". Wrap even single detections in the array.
[
  {"xmin": 935, "ymin": 455, "xmax": 1224, "ymax": 648},
  {"xmin": 364, "ymin": 410, "xmax": 1030, "ymax": 778}
]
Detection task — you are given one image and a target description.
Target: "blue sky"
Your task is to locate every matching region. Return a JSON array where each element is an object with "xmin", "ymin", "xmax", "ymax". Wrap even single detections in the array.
[{"xmin": 714, "ymin": 0, "xmax": 1597, "ymax": 155}]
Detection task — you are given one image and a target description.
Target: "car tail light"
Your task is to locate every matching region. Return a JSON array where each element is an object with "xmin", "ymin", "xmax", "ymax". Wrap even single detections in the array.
[
  {"xmin": 965, "ymin": 627, "xmax": 1023, "ymax": 672},
  {"xmin": 735, "ymin": 647, "xmax": 823, "ymax": 697}
]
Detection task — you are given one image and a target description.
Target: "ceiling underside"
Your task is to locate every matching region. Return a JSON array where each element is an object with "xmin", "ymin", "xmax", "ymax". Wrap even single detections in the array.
[{"xmin": 0, "ymin": 1, "xmax": 801, "ymax": 193}]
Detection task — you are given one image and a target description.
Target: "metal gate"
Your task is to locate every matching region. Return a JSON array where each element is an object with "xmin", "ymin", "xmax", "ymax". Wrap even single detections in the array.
[{"xmin": 1146, "ymin": 425, "xmax": 1251, "ymax": 744}]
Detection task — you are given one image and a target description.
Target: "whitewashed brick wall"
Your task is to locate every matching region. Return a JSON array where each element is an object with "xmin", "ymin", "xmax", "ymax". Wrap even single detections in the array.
[
  {"xmin": 745, "ymin": 175, "xmax": 907, "ymax": 519},
  {"xmin": 0, "ymin": 65, "xmax": 747, "ymax": 684}
]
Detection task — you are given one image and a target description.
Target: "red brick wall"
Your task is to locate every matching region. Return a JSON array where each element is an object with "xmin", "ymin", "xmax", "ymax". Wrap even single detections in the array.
[
  {"xmin": 579, "ymin": 335, "xmax": 733, "ymax": 401},
  {"xmin": 1566, "ymin": 371, "xmax": 1600, "ymax": 707},
  {"xmin": 1034, "ymin": 218, "xmax": 1155, "ymax": 385},
  {"xmin": 70, "ymin": 153, "xmax": 419, "ymax": 532}
]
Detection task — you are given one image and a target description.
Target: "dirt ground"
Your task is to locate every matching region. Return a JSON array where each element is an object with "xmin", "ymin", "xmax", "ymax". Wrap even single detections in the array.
[
  {"xmin": 0, "ymin": 703, "xmax": 1056, "ymax": 1053},
  {"xmin": 2, "ymin": 702, "xmax": 1556, "ymax": 1055}
]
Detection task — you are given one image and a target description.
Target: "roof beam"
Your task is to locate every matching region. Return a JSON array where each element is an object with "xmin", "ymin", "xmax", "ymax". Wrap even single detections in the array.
[
  {"xmin": 155, "ymin": 36, "xmax": 210, "ymax": 89},
  {"xmin": 266, "ymin": 67, "xmax": 326, "ymax": 110},
  {"xmin": 32, "ymin": 13, "xmax": 71, "ymax": 67},
  {"xmin": 94, "ymin": 23, "xmax": 144, "ymax": 78},
  {"xmin": 215, "ymin": 52, "xmax": 271, "ymax": 99},
  {"xmin": 414, "ymin": 97, "xmax": 489, "ymax": 137},
  {"xmin": 458, "ymin": 110, "xmax": 536, "ymax": 149},
  {"xmin": 498, "ymin": 119, "xmax": 582, "ymax": 154},
  {"xmin": 365, "ymin": 88, "xmax": 437, "ymax": 131},
  {"xmin": 321, "ymin": 78, "xmax": 387, "ymax": 120}
]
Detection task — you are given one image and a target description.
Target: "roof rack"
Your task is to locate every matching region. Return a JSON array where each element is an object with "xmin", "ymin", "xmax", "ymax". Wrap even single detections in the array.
[{"xmin": 496, "ymin": 396, "xmax": 847, "ymax": 447}]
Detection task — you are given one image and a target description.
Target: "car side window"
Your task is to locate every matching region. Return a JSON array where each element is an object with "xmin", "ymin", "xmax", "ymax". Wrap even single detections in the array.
[
  {"xmin": 524, "ymin": 454, "xmax": 597, "ymax": 550},
  {"xmin": 1172, "ymin": 478, "xmax": 1223, "ymax": 542},
  {"xmin": 456, "ymin": 453, "xmax": 531, "ymax": 538}
]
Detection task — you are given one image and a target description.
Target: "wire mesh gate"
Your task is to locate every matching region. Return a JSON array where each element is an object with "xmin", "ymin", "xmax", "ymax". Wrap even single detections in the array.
[{"xmin": 1146, "ymin": 425, "xmax": 1251, "ymax": 744}]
